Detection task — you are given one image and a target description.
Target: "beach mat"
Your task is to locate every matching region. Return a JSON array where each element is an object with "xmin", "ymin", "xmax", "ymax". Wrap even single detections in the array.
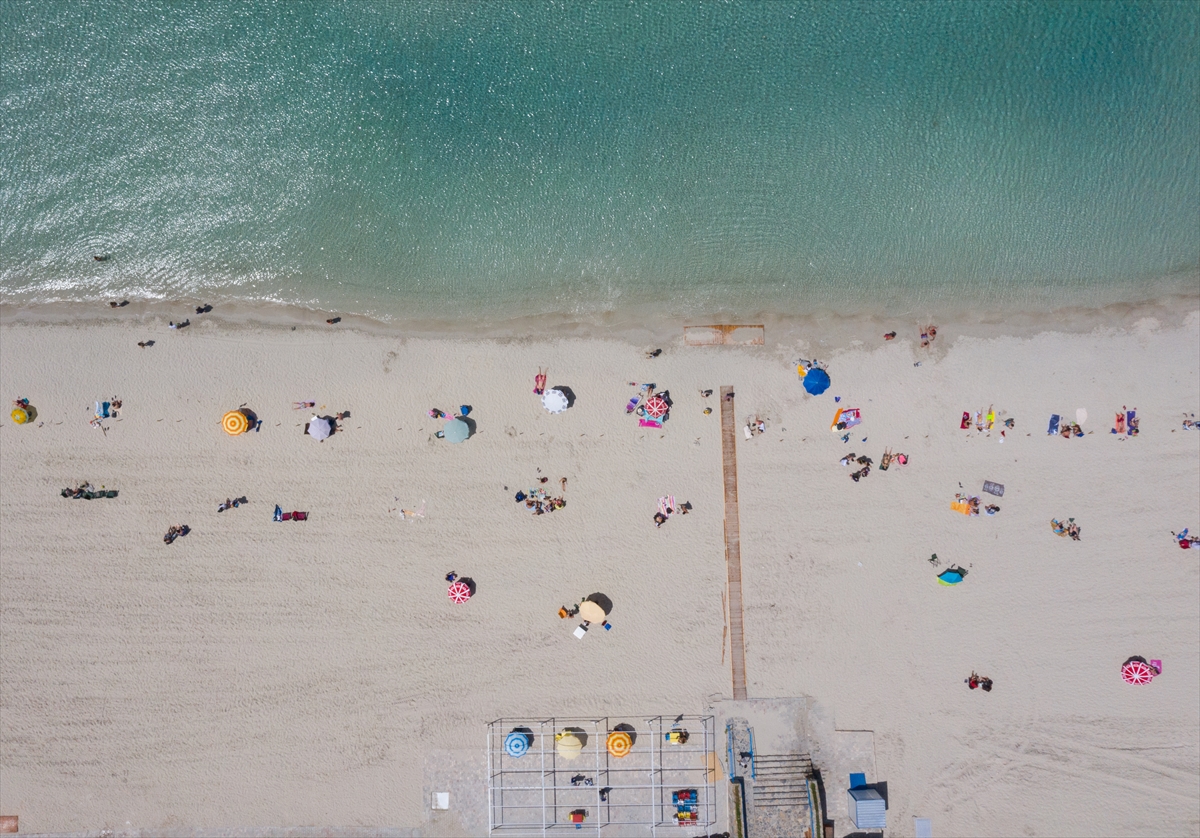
[{"xmin": 982, "ymin": 481, "xmax": 1004, "ymax": 497}]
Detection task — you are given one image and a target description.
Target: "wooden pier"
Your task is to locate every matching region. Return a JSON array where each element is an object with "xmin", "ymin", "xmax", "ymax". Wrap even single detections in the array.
[{"xmin": 720, "ymin": 385, "xmax": 748, "ymax": 700}]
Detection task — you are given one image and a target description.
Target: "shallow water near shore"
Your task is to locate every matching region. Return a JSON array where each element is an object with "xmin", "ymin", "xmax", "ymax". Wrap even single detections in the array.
[{"xmin": 2, "ymin": 1, "xmax": 1198, "ymax": 322}]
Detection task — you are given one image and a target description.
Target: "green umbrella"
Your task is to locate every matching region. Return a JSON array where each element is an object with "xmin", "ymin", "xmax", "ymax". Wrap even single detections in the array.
[{"xmin": 444, "ymin": 418, "xmax": 470, "ymax": 443}]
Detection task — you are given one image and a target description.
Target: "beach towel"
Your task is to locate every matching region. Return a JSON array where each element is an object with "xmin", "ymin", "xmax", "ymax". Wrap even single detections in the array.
[
  {"xmin": 982, "ymin": 480, "xmax": 1004, "ymax": 497},
  {"xmin": 282, "ymin": 512, "xmax": 292, "ymax": 521},
  {"xmin": 1126, "ymin": 409, "xmax": 1137, "ymax": 436},
  {"xmin": 625, "ymin": 396, "xmax": 640, "ymax": 413},
  {"xmin": 658, "ymin": 496, "xmax": 676, "ymax": 516},
  {"xmin": 273, "ymin": 504, "xmax": 283, "ymax": 522},
  {"xmin": 639, "ymin": 418, "xmax": 662, "ymax": 428},
  {"xmin": 293, "ymin": 511, "xmax": 308, "ymax": 521},
  {"xmin": 1047, "ymin": 414, "xmax": 1060, "ymax": 435},
  {"xmin": 960, "ymin": 411, "xmax": 970, "ymax": 429},
  {"xmin": 951, "ymin": 501, "xmax": 971, "ymax": 515},
  {"xmin": 1112, "ymin": 412, "xmax": 1125, "ymax": 434}
]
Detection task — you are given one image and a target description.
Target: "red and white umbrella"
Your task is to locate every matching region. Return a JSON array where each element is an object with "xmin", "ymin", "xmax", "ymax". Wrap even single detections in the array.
[
  {"xmin": 448, "ymin": 580, "xmax": 472, "ymax": 604},
  {"xmin": 644, "ymin": 395, "xmax": 669, "ymax": 419},
  {"xmin": 1121, "ymin": 659, "xmax": 1156, "ymax": 685}
]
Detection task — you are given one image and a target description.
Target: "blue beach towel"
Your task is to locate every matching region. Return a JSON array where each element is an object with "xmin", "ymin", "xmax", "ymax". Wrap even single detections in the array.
[
  {"xmin": 273, "ymin": 504, "xmax": 283, "ymax": 522},
  {"xmin": 1047, "ymin": 414, "xmax": 1060, "ymax": 435}
]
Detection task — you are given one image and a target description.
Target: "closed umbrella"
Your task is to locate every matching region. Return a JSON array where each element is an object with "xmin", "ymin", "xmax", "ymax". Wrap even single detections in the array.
[
  {"xmin": 307, "ymin": 416, "xmax": 332, "ymax": 441},
  {"xmin": 444, "ymin": 418, "xmax": 470, "ymax": 443},
  {"xmin": 803, "ymin": 368, "xmax": 831, "ymax": 395},
  {"xmin": 542, "ymin": 389, "xmax": 569, "ymax": 414}
]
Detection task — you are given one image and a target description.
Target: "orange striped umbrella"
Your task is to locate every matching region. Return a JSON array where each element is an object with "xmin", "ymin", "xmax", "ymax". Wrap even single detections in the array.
[
  {"xmin": 606, "ymin": 731, "xmax": 632, "ymax": 758},
  {"xmin": 222, "ymin": 410, "xmax": 249, "ymax": 435}
]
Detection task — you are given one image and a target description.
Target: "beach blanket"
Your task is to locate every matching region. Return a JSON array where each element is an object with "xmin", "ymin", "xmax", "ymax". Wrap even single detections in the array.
[
  {"xmin": 639, "ymin": 418, "xmax": 662, "ymax": 428},
  {"xmin": 1112, "ymin": 412, "xmax": 1125, "ymax": 434},
  {"xmin": 960, "ymin": 411, "xmax": 970, "ymax": 429},
  {"xmin": 951, "ymin": 501, "xmax": 971, "ymax": 515},
  {"xmin": 1126, "ymin": 409, "xmax": 1137, "ymax": 436},
  {"xmin": 832, "ymin": 407, "xmax": 862, "ymax": 432},
  {"xmin": 982, "ymin": 480, "xmax": 1004, "ymax": 497},
  {"xmin": 1047, "ymin": 414, "xmax": 1060, "ymax": 435},
  {"xmin": 658, "ymin": 496, "xmax": 676, "ymax": 517}
]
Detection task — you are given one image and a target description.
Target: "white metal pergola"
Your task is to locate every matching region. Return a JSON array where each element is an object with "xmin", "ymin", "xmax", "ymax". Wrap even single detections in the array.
[{"xmin": 487, "ymin": 715, "xmax": 718, "ymax": 837}]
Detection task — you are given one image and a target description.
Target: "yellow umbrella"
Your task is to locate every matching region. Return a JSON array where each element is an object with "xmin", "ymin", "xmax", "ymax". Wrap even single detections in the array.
[
  {"xmin": 578, "ymin": 601, "xmax": 606, "ymax": 623},
  {"xmin": 222, "ymin": 409, "xmax": 249, "ymax": 436},
  {"xmin": 606, "ymin": 731, "xmax": 632, "ymax": 758},
  {"xmin": 555, "ymin": 731, "xmax": 582, "ymax": 760},
  {"xmin": 11, "ymin": 407, "xmax": 29, "ymax": 425}
]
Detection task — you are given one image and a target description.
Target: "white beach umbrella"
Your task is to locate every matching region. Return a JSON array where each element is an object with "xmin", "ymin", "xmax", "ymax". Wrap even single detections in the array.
[
  {"xmin": 542, "ymin": 388, "xmax": 569, "ymax": 414},
  {"xmin": 307, "ymin": 416, "xmax": 332, "ymax": 441}
]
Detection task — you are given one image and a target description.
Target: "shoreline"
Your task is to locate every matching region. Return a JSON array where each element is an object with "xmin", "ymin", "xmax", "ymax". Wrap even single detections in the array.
[{"xmin": 3, "ymin": 283, "xmax": 1198, "ymax": 351}]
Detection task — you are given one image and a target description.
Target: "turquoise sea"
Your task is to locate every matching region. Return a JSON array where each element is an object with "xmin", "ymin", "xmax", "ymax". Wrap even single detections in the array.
[{"xmin": 1, "ymin": 1, "xmax": 1197, "ymax": 324}]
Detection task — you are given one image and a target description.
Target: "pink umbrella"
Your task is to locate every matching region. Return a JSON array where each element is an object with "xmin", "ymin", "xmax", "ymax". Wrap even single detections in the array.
[
  {"xmin": 448, "ymin": 580, "xmax": 472, "ymax": 604},
  {"xmin": 1121, "ymin": 659, "xmax": 1156, "ymax": 685},
  {"xmin": 644, "ymin": 395, "xmax": 669, "ymax": 419}
]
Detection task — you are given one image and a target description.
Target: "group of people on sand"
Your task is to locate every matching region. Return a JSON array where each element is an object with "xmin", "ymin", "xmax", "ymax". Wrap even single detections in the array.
[
  {"xmin": 1111, "ymin": 406, "xmax": 1139, "ymax": 436},
  {"xmin": 1172, "ymin": 529, "xmax": 1198, "ymax": 549},
  {"xmin": 880, "ymin": 325, "xmax": 938, "ymax": 346},
  {"xmin": 1052, "ymin": 518, "xmax": 1082, "ymax": 540},
  {"xmin": 955, "ymin": 492, "xmax": 998, "ymax": 516},
  {"xmin": 842, "ymin": 453, "xmax": 873, "ymax": 481},
  {"xmin": 217, "ymin": 496, "xmax": 248, "ymax": 512},
  {"xmin": 1182, "ymin": 413, "xmax": 1198, "ymax": 430},
  {"xmin": 61, "ymin": 482, "xmax": 116, "ymax": 499},
  {"xmin": 515, "ymin": 477, "xmax": 567, "ymax": 516},
  {"xmin": 966, "ymin": 672, "xmax": 994, "ymax": 692},
  {"xmin": 653, "ymin": 497, "xmax": 691, "ymax": 527},
  {"xmin": 163, "ymin": 524, "xmax": 190, "ymax": 545}
]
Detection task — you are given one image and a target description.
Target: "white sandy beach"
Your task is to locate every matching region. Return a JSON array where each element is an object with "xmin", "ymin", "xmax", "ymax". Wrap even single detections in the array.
[{"xmin": 1, "ymin": 309, "xmax": 1198, "ymax": 837}]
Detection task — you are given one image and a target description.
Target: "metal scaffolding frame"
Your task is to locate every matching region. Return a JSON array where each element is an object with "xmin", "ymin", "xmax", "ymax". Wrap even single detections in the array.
[{"xmin": 487, "ymin": 715, "xmax": 718, "ymax": 836}]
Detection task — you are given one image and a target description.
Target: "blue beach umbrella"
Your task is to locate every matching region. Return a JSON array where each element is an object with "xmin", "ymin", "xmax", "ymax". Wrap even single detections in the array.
[
  {"xmin": 443, "ymin": 418, "xmax": 470, "ymax": 443},
  {"xmin": 802, "ymin": 368, "xmax": 831, "ymax": 395},
  {"xmin": 504, "ymin": 730, "xmax": 532, "ymax": 758},
  {"xmin": 937, "ymin": 569, "xmax": 964, "ymax": 586}
]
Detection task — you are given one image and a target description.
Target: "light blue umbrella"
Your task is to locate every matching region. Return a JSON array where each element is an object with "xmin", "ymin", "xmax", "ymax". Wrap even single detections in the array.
[
  {"xmin": 444, "ymin": 418, "xmax": 470, "ymax": 443},
  {"xmin": 504, "ymin": 730, "xmax": 531, "ymax": 758},
  {"xmin": 937, "ymin": 569, "xmax": 964, "ymax": 586},
  {"xmin": 802, "ymin": 368, "xmax": 830, "ymax": 395}
]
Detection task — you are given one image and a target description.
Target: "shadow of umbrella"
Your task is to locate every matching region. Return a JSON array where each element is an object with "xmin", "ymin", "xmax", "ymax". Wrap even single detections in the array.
[
  {"xmin": 553, "ymin": 386, "xmax": 577, "ymax": 408},
  {"xmin": 613, "ymin": 722, "xmax": 637, "ymax": 746},
  {"xmin": 584, "ymin": 592, "xmax": 613, "ymax": 613},
  {"xmin": 460, "ymin": 577, "xmax": 477, "ymax": 596}
]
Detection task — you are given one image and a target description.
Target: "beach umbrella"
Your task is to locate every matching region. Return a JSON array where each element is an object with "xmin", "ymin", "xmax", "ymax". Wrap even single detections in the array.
[
  {"xmin": 1121, "ymin": 659, "xmax": 1156, "ymax": 685},
  {"xmin": 606, "ymin": 731, "xmax": 632, "ymax": 758},
  {"xmin": 223, "ymin": 409, "xmax": 249, "ymax": 435},
  {"xmin": 803, "ymin": 368, "xmax": 831, "ymax": 395},
  {"xmin": 644, "ymin": 395, "xmax": 669, "ymax": 419},
  {"xmin": 444, "ymin": 417, "xmax": 470, "ymax": 443},
  {"xmin": 307, "ymin": 416, "xmax": 332, "ymax": 441},
  {"xmin": 504, "ymin": 730, "xmax": 532, "ymax": 758},
  {"xmin": 937, "ymin": 569, "xmax": 964, "ymax": 586},
  {"xmin": 11, "ymin": 407, "xmax": 29, "ymax": 425},
  {"xmin": 447, "ymin": 580, "xmax": 472, "ymax": 603},
  {"xmin": 542, "ymin": 388, "xmax": 569, "ymax": 414},
  {"xmin": 555, "ymin": 731, "xmax": 583, "ymax": 760},
  {"xmin": 579, "ymin": 601, "xmax": 607, "ymax": 623}
]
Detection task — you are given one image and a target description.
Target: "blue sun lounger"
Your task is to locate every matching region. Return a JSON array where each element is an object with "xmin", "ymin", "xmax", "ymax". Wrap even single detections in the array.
[{"xmin": 1047, "ymin": 414, "xmax": 1060, "ymax": 435}]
